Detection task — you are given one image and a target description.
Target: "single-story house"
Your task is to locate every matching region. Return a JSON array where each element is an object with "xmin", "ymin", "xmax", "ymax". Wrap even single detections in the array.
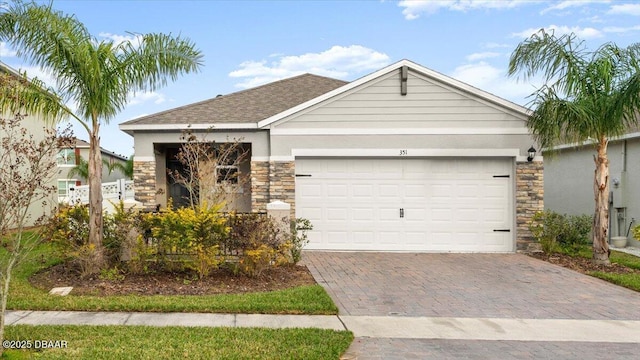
[
  {"xmin": 119, "ymin": 59, "xmax": 542, "ymax": 253},
  {"xmin": 544, "ymin": 134, "xmax": 640, "ymax": 248}
]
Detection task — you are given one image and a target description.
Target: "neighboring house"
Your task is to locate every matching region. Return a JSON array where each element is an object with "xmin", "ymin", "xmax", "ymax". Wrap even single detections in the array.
[
  {"xmin": 544, "ymin": 134, "xmax": 640, "ymax": 248},
  {"xmin": 120, "ymin": 59, "xmax": 542, "ymax": 253},
  {"xmin": 0, "ymin": 61, "xmax": 56, "ymax": 226},
  {"xmin": 56, "ymin": 138, "xmax": 129, "ymax": 202}
]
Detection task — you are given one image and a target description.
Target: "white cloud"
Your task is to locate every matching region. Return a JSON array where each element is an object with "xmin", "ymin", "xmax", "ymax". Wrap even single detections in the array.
[
  {"xmin": 466, "ymin": 52, "xmax": 501, "ymax": 61},
  {"xmin": 0, "ymin": 42, "xmax": 17, "ymax": 57},
  {"xmin": 541, "ymin": 0, "xmax": 610, "ymax": 15},
  {"xmin": 607, "ymin": 3, "xmax": 640, "ymax": 16},
  {"xmin": 450, "ymin": 61, "xmax": 542, "ymax": 106},
  {"xmin": 229, "ymin": 45, "xmax": 391, "ymax": 89},
  {"xmin": 98, "ymin": 32, "xmax": 143, "ymax": 47},
  {"xmin": 128, "ymin": 91, "xmax": 166, "ymax": 106},
  {"xmin": 512, "ymin": 25, "xmax": 603, "ymax": 39},
  {"xmin": 603, "ymin": 25, "xmax": 640, "ymax": 34},
  {"xmin": 398, "ymin": 0, "xmax": 528, "ymax": 20}
]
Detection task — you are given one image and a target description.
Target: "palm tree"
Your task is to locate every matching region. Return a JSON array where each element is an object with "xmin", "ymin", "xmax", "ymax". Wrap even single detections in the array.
[
  {"xmin": 67, "ymin": 156, "xmax": 89, "ymax": 182},
  {"xmin": 0, "ymin": 2, "xmax": 202, "ymax": 271},
  {"xmin": 508, "ymin": 29, "xmax": 640, "ymax": 264},
  {"xmin": 112, "ymin": 155, "xmax": 134, "ymax": 180}
]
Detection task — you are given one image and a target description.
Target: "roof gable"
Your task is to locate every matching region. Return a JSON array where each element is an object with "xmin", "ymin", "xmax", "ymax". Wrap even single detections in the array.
[
  {"xmin": 257, "ymin": 59, "xmax": 530, "ymax": 128},
  {"xmin": 120, "ymin": 74, "xmax": 347, "ymax": 127}
]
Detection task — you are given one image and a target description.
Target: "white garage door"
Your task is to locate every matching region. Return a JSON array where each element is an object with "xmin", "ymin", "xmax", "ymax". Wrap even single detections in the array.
[{"xmin": 295, "ymin": 158, "xmax": 513, "ymax": 252}]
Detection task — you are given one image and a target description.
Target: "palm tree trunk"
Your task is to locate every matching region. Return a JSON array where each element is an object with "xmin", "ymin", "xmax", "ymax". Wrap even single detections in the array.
[
  {"xmin": 593, "ymin": 137, "xmax": 610, "ymax": 265},
  {"xmin": 88, "ymin": 120, "xmax": 105, "ymax": 272}
]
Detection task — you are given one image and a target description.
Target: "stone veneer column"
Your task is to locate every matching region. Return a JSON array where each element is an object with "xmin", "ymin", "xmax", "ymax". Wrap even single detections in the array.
[
  {"xmin": 516, "ymin": 160, "xmax": 544, "ymax": 251},
  {"xmin": 250, "ymin": 161, "xmax": 270, "ymax": 213},
  {"xmin": 133, "ymin": 160, "xmax": 157, "ymax": 210},
  {"xmin": 269, "ymin": 161, "xmax": 296, "ymax": 218}
]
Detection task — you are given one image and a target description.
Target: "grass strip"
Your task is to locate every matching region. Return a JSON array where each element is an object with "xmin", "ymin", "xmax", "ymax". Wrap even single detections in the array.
[
  {"xmin": 3, "ymin": 325, "xmax": 353, "ymax": 360},
  {"xmin": 588, "ymin": 271, "xmax": 640, "ymax": 292}
]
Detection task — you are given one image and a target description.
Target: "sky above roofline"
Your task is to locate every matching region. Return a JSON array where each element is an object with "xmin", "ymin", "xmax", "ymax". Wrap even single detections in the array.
[{"xmin": 2, "ymin": 0, "xmax": 640, "ymax": 155}]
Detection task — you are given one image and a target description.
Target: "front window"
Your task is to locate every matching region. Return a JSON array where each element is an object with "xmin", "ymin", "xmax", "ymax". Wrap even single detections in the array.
[
  {"xmin": 215, "ymin": 148, "xmax": 240, "ymax": 184},
  {"xmin": 57, "ymin": 149, "xmax": 75, "ymax": 165},
  {"xmin": 57, "ymin": 179, "xmax": 76, "ymax": 198}
]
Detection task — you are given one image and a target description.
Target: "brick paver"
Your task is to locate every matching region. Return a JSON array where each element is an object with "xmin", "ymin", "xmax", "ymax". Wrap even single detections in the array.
[
  {"xmin": 345, "ymin": 338, "xmax": 640, "ymax": 360},
  {"xmin": 305, "ymin": 252, "xmax": 640, "ymax": 359},
  {"xmin": 303, "ymin": 252, "xmax": 640, "ymax": 319}
]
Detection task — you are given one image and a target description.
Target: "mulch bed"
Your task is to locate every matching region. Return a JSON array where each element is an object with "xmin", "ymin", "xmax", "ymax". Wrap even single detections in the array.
[
  {"xmin": 527, "ymin": 251, "xmax": 640, "ymax": 275},
  {"xmin": 30, "ymin": 262, "xmax": 317, "ymax": 296}
]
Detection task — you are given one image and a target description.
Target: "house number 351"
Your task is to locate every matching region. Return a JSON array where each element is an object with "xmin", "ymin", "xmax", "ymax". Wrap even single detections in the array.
[{"xmin": 399, "ymin": 149, "xmax": 408, "ymax": 156}]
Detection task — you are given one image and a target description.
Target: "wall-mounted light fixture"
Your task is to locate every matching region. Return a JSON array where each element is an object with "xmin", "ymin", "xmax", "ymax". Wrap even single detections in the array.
[{"xmin": 527, "ymin": 146, "xmax": 537, "ymax": 162}]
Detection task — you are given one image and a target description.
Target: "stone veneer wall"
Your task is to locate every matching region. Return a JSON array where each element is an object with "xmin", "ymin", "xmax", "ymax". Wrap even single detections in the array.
[
  {"xmin": 250, "ymin": 161, "xmax": 270, "ymax": 213},
  {"xmin": 269, "ymin": 161, "xmax": 296, "ymax": 217},
  {"xmin": 516, "ymin": 160, "xmax": 544, "ymax": 251},
  {"xmin": 133, "ymin": 160, "xmax": 157, "ymax": 210},
  {"xmin": 249, "ymin": 160, "xmax": 296, "ymax": 217}
]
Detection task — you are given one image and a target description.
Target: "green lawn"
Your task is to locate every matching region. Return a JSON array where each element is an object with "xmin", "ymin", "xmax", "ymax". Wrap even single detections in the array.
[
  {"xmin": 589, "ymin": 250, "xmax": 640, "ymax": 292},
  {"xmin": 7, "ymin": 243, "xmax": 338, "ymax": 315},
  {"xmin": 3, "ymin": 325, "xmax": 353, "ymax": 360},
  {"xmin": 560, "ymin": 246, "xmax": 640, "ymax": 292}
]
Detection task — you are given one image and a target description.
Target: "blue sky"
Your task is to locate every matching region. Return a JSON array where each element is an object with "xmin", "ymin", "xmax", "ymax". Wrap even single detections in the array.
[{"xmin": 2, "ymin": 0, "xmax": 640, "ymax": 156}]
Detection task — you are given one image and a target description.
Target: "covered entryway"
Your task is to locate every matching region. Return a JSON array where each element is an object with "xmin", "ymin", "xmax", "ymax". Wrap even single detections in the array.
[{"xmin": 296, "ymin": 157, "xmax": 513, "ymax": 252}]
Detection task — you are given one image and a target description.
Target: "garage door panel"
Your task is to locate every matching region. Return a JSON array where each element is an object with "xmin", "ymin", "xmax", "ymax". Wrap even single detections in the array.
[
  {"xmin": 327, "ymin": 184, "xmax": 348, "ymax": 198},
  {"xmin": 296, "ymin": 158, "xmax": 513, "ymax": 252},
  {"xmin": 352, "ymin": 184, "xmax": 374, "ymax": 198},
  {"xmin": 353, "ymin": 232, "xmax": 374, "ymax": 244}
]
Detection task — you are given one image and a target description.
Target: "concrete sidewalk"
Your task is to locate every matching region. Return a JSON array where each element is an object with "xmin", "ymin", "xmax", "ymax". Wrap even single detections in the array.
[
  {"xmin": 7, "ymin": 310, "xmax": 640, "ymax": 344},
  {"xmin": 5, "ymin": 311, "xmax": 344, "ymax": 330}
]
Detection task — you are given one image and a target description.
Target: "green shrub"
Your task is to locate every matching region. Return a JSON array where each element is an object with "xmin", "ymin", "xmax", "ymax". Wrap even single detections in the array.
[
  {"xmin": 145, "ymin": 202, "xmax": 228, "ymax": 275},
  {"xmin": 45, "ymin": 202, "xmax": 314, "ymax": 278},
  {"xmin": 44, "ymin": 203, "xmax": 138, "ymax": 276},
  {"xmin": 529, "ymin": 210, "xmax": 592, "ymax": 254},
  {"xmin": 632, "ymin": 224, "xmax": 640, "ymax": 242},
  {"xmin": 290, "ymin": 218, "xmax": 313, "ymax": 264}
]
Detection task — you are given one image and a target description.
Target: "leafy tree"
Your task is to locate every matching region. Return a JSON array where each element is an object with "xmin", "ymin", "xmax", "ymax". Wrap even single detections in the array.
[
  {"xmin": 508, "ymin": 29, "xmax": 640, "ymax": 264},
  {"xmin": 0, "ymin": 1, "xmax": 203, "ymax": 272}
]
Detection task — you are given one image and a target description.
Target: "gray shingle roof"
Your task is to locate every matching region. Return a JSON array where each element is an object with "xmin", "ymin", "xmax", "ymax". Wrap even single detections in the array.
[{"xmin": 120, "ymin": 73, "xmax": 348, "ymax": 126}]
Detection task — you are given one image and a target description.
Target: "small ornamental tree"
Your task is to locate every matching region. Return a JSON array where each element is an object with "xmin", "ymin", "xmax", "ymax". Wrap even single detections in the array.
[
  {"xmin": 168, "ymin": 129, "xmax": 249, "ymax": 210},
  {"xmin": 0, "ymin": 71, "xmax": 73, "ymax": 354}
]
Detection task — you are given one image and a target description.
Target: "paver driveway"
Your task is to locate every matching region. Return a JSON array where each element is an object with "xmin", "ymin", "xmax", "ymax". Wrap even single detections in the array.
[
  {"xmin": 302, "ymin": 252, "xmax": 640, "ymax": 359},
  {"xmin": 303, "ymin": 252, "xmax": 640, "ymax": 319}
]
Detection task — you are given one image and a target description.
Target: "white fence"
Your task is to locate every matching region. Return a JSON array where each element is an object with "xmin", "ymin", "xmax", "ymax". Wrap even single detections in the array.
[{"xmin": 61, "ymin": 179, "xmax": 135, "ymax": 206}]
